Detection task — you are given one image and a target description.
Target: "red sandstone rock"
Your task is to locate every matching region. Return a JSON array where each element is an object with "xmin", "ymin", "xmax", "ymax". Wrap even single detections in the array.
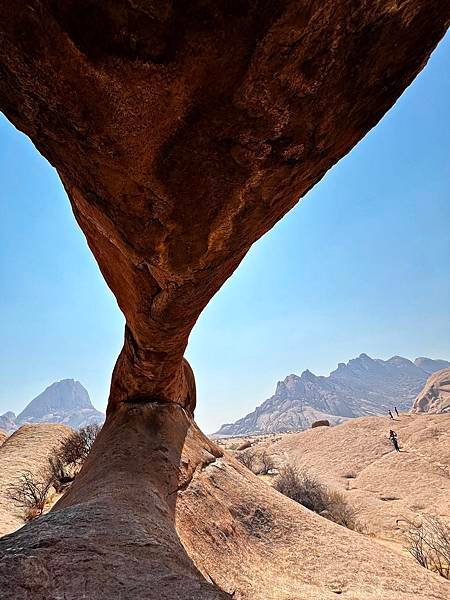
[
  {"xmin": 0, "ymin": 408, "xmax": 449, "ymax": 600},
  {"xmin": 0, "ymin": 1, "xmax": 449, "ymax": 598},
  {"xmin": 0, "ymin": 1, "xmax": 448, "ymax": 410}
]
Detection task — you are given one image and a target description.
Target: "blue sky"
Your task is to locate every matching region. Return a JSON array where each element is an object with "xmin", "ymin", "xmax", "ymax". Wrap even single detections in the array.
[{"xmin": 1, "ymin": 35, "xmax": 449, "ymax": 433}]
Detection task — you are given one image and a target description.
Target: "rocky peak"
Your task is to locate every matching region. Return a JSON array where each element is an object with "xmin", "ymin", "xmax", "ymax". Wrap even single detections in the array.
[
  {"xmin": 1, "ymin": 380, "xmax": 104, "ymax": 431},
  {"xmin": 412, "ymin": 368, "xmax": 450, "ymax": 413},
  {"xmin": 17, "ymin": 379, "xmax": 93, "ymax": 422},
  {"xmin": 300, "ymin": 369, "xmax": 318, "ymax": 382},
  {"xmin": 1, "ymin": 412, "xmax": 15, "ymax": 420},
  {"xmin": 0, "ymin": 412, "xmax": 17, "ymax": 433}
]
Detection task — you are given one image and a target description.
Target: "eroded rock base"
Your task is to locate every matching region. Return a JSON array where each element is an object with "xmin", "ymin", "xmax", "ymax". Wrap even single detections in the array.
[{"xmin": 0, "ymin": 403, "xmax": 228, "ymax": 599}]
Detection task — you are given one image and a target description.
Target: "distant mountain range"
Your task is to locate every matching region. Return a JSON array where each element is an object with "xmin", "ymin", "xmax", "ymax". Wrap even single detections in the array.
[
  {"xmin": 0, "ymin": 379, "xmax": 104, "ymax": 433},
  {"xmin": 215, "ymin": 355, "xmax": 450, "ymax": 437}
]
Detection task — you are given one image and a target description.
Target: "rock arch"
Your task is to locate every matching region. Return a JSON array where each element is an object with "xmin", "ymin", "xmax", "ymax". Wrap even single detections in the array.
[{"xmin": 0, "ymin": 2, "xmax": 448, "ymax": 598}]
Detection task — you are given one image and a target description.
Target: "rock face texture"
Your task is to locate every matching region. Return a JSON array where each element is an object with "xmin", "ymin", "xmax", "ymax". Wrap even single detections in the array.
[
  {"xmin": 0, "ymin": 424, "xmax": 72, "ymax": 537},
  {"xmin": 1, "ymin": 409, "xmax": 450, "ymax": 600},
  {"xmin": 1, "ymin": 380, "xmax": 104, "ymax": 432},
  {"xmin": 412, "ymin": 368, "xmax": 450, "ymax": 413},
  {"xmin": 216, "ymin": 354, "xmax": 445, "ymax": 435},
  {"xmin": 1, "ymin": 2, "xmax": 449, "ymax": 412},
  {"xmin": 0, "ymin": 1, "xmax": 449, "ymax": 598},
  {"xmin": 249, "ymin": 414, "xmax": 450, "ymax": 551}
]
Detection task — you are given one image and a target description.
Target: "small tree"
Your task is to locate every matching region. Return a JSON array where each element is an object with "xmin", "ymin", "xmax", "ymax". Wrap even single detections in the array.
[
  {"xmin": 60, "ymin": 423, "xmax": 100, "ymax": 467},
  {"xmin": 7, "ymin": 470, "xmax": 53, "ymax": 520}
]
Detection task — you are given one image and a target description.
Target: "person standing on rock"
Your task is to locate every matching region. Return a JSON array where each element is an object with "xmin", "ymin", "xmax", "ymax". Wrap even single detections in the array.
[
  {"xmin": 388, "ymin": 410, "xmax": 394, "ymax": 419},
  {"xmin": 389, "ymin": 430, "xmax": 400, "ymax": 452},
  {"xmin": 394, "ymin": 407, "xmax": 400, "ymax": 417}
]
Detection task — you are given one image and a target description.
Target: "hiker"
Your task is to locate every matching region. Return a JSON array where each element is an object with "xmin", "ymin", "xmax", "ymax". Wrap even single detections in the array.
[
  {"xmin": 394, "ymin": 406, "xmax": 399, "ymax": 417},
  {"xmin": 388, "ymin": 410, "xmax": 394, "ymax": 419},
  {"xmin": 389, "ymin": 429, "xmax": 400, "ymax": 452}
]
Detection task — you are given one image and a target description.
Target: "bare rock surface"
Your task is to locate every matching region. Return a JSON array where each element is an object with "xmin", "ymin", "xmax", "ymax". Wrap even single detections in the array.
[
  {"xmin": 177, "ymin": 425, "xmax": 450, "ymax": 599},
  {"xmin": 0, "ymin": 424, "xmax": 72, "ymax": 537},
  {"xmin": 412, "ymin": 368, "xmax": 450, "ymax": 413},
  {"xmin": 1, "ymin": 408, "xmax": 449, "ymax": 600},
  {"xmin": 251, "ymin": 413, "xmax": 450, "ymax": 548},
  {"xmin": 0, "ymin": 431, "xmax": 6, "ymax": 446},
  {"xmin": 0, "ymin": 406, "xmax": 231, "ymax": 600},
  {"xmin": 0, "ymin": 1, "xmax": 449, "ymax": 598}
]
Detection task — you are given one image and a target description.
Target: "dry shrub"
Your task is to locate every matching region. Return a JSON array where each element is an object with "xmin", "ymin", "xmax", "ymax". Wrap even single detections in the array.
[
  {"xmin": 404, "ymin": 514, "xmax": 450, "ymax": 579},
  {"xmin": 322, "ymin": 490, "xmax": 359, "ymax": 530},
  {"xmin": 259, "ymin": 451, "xmax": 275, "ymax": 475},
  {"xmin": 59, "ymin": 423, "xmax": 100, "ymax": 467},
  {"xmin": 48, "ymin": 451, "xmax": 74, "ymax": 491},
  {"xmin": 236, "ymin": 449, "xmax": 257, "ymax": 471},
  {"xmin": 49, "ymin": 424, "xmax": 101, "ymax": 492},
  {"xmin": 275, "ymin": 466, "xmax": 359, "ymax": 530},
  {"xmin": 6, "ymin": 425, "xmax": 101, "ymax": 523},
  {"xmin": 7, "ymin": 470, "xmax": 53, "ymax": 520}
]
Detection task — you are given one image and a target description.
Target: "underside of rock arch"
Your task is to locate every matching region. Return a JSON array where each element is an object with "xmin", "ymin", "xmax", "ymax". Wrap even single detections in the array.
[{"xmin": 0, "ymin": 1, "xmax": 449, "ymax": 598}]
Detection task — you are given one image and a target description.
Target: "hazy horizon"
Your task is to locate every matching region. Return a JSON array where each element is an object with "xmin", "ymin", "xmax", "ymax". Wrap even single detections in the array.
[
  {"xmin": 1, "ymin": 34, "xmax": 449, "ymax": 433},
  {"xmin": 3, "ymin": 350, "xmax": 449, "ymax": 431}
]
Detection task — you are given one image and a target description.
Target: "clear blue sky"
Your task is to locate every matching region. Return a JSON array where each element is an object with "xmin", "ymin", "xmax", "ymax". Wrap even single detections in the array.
[{"xmin": 1, "ymin": 35, "xmax": 449, "ymax": 433}]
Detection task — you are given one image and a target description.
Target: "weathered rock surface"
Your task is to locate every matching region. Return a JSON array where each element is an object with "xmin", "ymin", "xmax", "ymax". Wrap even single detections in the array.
[
  {"xmin": 412, "ymin": 368, "xmax": 450, "ymax": 413},
  {"xmin": 1, "ymin": 380, "xmax": 104, "ymax": 433},
  {"xmin": 0, "ymin": 424, "xmax": 72, "ymax": 537},
  {"xmin": 215, "ymin": 354, "xmax": 445, "ymax": 436},
  {"xmin": 0, "ymin": 1, "xmax": 449, "ymax": 598},
  {"xmin": 0, "ymin": 406, "xmax": 230, "ymax": 599},
  {"xmin": 1, "ymin": 406, "xmax": 449, "ymax": 600},
  {"xmin": 250, "ymin": 413, "xmax": 450, "ymax": 549},
  {"xmin": 0, "ymin": 430, "xmax": 7, "ymax": 446},
  {"xmin": 1, "ymin": 2, "xmax": 449, "ymax": 410}
]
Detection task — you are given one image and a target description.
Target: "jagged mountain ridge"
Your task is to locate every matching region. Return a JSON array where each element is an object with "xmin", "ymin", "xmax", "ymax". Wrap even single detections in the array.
[
  {"xmin": 215, "ymin": 354, "xmax": 449, "ymax": 436},
  {"xmin": 0, "ymin": 379, "xmax": 104, "ymax": 432}
]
